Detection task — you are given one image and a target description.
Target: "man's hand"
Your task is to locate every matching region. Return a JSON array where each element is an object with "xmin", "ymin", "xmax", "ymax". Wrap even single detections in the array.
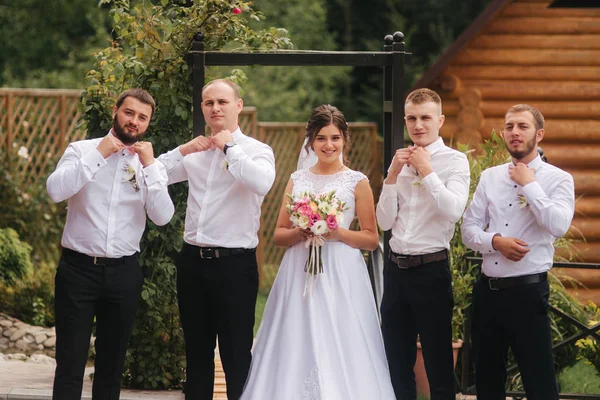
[
  {"xmin": 132, "ymin": 141, "xmax": 155, "ymax": 167},
  {"xmin": 492, "ymin": 235, "xmax": 530, "ymax": 262},
  {"xmin": 97, "ymin": 135, "xmax": 125, "ymax": 159},
  {"xmin": 211, "ymin": 130, "xmax": 234, "ymax": 152},
  {"xmin": 408, "ymin": 146, "xmax": 433, "ymax": 177},
  {"xmin": 179, "ymin": 135, "xmax": 213, "ymax": 156},
  {"xmin": 384, "ymin": 148, "xmax": 412, "ymax": 184},
  {"xmin": 509, "ymin": 163, "xmax": 535, "ymax": 187}
]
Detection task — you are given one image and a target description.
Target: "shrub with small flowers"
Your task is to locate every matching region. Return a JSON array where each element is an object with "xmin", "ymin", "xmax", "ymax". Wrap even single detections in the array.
[{"xmin": 575, "ymin": 302, "xmax": 600, "ymax": 375}]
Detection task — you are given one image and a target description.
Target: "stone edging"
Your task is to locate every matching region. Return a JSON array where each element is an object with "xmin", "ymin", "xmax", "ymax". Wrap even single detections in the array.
[{"xmin": 0, "ymin": 313, "xmax": 56, "ymax": 357}]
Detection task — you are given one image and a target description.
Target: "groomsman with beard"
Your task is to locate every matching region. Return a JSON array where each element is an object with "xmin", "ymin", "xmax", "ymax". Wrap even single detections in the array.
[
  {"xmin": 47, "ymin": 88, "xmax": 174, "ymax": 400},
  {"xmin": 462, "ymin": 104, "xmax": 575, "ymax": 400}
]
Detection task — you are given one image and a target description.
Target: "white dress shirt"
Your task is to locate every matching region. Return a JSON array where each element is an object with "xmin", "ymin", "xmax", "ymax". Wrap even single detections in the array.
[
  {"xmin": 376, "ymin": 137, "xmax": 470, "ymax": 255},
  {"xmin": 46, "ymin": 132, "xmax": 175, "ymax": 258},
  {"xmin": 158, "ymin": 127, "xmax": 275, "ymax": 248},
  {"xmin": 461, "ymin": 154, "xmax": 575, "ymax": 278}
]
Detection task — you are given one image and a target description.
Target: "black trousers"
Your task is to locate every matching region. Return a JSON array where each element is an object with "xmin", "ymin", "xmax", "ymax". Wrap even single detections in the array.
[
  {"xmin": 471, "ymin": 277, "xmax": 558, "ymax": 400},
  {"xmin": 176, "ymin": 244, "xmax": 258, "ymax": 400},
  {"xmin": 381, "ymin": 258, "xmax": 455, "ymax": 400},
  {"xmin": 53, "ymin": 251, "xmax": 144, "ymax": 400}
]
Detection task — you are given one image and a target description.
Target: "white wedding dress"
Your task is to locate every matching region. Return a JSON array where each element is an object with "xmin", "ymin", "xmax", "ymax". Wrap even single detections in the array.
[{"xmin": 240, "ymin": 169, "xmax": 396, "ymax": 400}]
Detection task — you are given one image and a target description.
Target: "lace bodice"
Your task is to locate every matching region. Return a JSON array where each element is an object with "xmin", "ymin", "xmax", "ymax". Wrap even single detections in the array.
[{"xmin": 291, "ymin": 169, "xmax": 367, "ymax": 230}]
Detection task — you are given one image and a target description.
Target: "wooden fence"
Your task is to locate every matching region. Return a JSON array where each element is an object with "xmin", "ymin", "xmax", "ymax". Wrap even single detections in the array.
[
  {"xmin": 0, "ymin": 88, "xmax": 85, "ymax": 186},
  {"xmin": 0, "ymin": 89, "xmax": 382, "ymax": 284}
]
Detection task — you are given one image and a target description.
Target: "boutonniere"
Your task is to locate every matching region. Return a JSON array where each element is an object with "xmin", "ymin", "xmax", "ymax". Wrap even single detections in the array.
[
  {"xmin": 516, "ymin": 194, "xmax": 529, "ymax": 208},
  {"xmin": 220, "ymin": 159, "xmax": 229, "ymax": 171},
  {"xmin": 122, "ymin": 164, "xmax": 140, "ymax": 192},
  {"xmin": 412, "ymin": 168, "xmax": 422, "ymax": 187}
]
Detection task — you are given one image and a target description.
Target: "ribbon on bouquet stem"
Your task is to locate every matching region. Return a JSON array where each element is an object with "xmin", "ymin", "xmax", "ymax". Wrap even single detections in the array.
[{"xmin": 303, "ymin": 235, "xmax": 325, "ymax": 296}]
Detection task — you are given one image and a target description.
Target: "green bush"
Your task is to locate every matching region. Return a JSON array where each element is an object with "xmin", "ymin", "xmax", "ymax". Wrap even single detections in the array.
[
  {"xmin": 0, "ymin": 227, "xmax": 32, "ymax": 285},
  {"xmin": 0, "ymin": 148, "xmax": 66, "ymax": 265},
  {"xmin": 0, "ymin": 226, "xmax": 54, "ymax": 327},
  {"xmin": 558, "ymin": 360, "xmax": 600, "ymax": 394},
  {"xmin": 0, "ymin": 261, "xmax": 56, "ymax": 327},
  {"xmin": 83, "ymin": 0, "xmax": 291, "ymax": 389}
]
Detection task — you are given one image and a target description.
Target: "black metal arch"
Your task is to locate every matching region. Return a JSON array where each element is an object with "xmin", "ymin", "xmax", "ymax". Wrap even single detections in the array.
[{"xmin": 189, "ymin": 30, "xmax": 410, "ymax": 267}]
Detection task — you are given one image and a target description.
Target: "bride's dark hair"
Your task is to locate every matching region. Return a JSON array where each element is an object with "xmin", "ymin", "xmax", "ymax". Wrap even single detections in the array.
[{"xmin": 304, "ymin": 104, "xmax": 350, "ymax": 164}]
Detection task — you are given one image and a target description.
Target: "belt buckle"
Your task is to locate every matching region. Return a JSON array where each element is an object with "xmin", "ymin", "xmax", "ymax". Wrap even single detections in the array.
[
  {"xmin": 488, "ymin": 277, "xmax": 500, "ymax": 291},
  {"xmin": 199, "ymin": 248, "xmax": 219, "ymax": 259},
  {"xmin": 392, "ymin": 253, "xmax": 410, "ymax": 269},
  {"xmin": 93, "ymin": 257, "xmax": 105, "ymax": 266}
]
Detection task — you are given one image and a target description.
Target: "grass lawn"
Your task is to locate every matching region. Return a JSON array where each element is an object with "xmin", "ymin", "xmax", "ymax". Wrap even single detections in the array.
[{"xmin": 558, "ymin": 360, "xmax": 600, "ymax": 394}]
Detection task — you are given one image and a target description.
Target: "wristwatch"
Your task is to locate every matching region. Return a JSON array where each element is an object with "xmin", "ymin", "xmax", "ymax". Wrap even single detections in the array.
[{"xmin": 223, "ymin": 141, "xmax": 236, "ymax": 155}]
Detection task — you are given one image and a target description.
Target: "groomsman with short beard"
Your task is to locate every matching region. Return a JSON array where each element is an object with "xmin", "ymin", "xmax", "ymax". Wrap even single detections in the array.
[
  {"xmin": 47, "ymin": 88, "xmax": 174, "ymax": 400},
  {"xmin": 462, "ymin": 104, "xmax": 575, "ymax": 400}
]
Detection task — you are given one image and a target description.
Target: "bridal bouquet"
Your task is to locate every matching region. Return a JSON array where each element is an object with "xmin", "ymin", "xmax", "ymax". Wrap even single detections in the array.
[{"xmin": 287, "ymin": 191, "xmax": 347, "ymax": 292}]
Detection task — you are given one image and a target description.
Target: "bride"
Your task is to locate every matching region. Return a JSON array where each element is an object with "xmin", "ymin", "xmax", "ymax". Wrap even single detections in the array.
[{"xmin": 239, "ymin": 105, "xmax": 396, "ymax": 400}]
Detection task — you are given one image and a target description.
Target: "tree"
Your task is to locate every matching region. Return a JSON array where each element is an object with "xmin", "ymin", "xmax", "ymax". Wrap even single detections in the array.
[
  {"xmin": 0, "ymin": 0, "xmax": 110, "ymax": 88},
  {"xmin": 323, "ymin": 0, "xmax": 493, "ymax": 125},
  {"xmin": 235, "ymin": 0, "xmax": 350, "ymax": 122},
  {"xmin": 81, "ymin": 0, "xmax": 290, "ymax": 389}
]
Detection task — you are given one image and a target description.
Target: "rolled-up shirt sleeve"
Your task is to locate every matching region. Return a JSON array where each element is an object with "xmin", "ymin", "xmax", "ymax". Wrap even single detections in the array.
[
  {"xmin": 226, "ymin": 144, "xmax": 275, "ymax": 196},
  {"xmin": 47, "ymin": 144, "xmax": 107, "ymax": 203}
]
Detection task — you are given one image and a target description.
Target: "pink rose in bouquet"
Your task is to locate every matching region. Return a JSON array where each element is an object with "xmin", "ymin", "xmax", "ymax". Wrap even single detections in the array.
[{"xmin": 286, "ymin": 190, "xmax": 348, "ymax": 294}]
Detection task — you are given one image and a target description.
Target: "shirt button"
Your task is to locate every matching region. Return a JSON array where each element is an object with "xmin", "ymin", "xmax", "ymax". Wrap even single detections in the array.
[
  {"xmin": 495, "ymin": 262, "xmax": 498, "ymax": 265},
  {"xmin": 97, "ymin": 163, "xmax": 101, "ymax": 167},
  {"xmin": 509, "ymin": 204, "xmax": 512, "ymax": 206},
  {"xmin": 514, "ymin": 185, "xmax": 517, "ymax": 188},
  {"xmin": 505, "ymin": 223, "xmax": 508, "ymax": 226}
]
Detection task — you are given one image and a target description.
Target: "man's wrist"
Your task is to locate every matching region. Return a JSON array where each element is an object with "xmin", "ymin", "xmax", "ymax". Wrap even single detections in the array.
[
  {"xmin": 141, "ymin": 158, "xmax": 155, "ymax": 168},
  {"xmin": 418, "ymin": 165, "xmax": 434, "ymax": 178},
  {"xmin": 384, "ymin": 172, "xmax": 399, "ymax": 185},
  {"xmin": 492, "ymin": 233, "xmax": 502, "ymax": 250},
  {"xmin": 179, "ymin": 144, "xmax": 190, "ymax": 157}
]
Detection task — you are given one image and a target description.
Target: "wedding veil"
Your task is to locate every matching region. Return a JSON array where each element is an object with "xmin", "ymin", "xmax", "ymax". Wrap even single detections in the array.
[{"xmin": 296, "ymin": 137, "xmax": 343, "ymax": 171}]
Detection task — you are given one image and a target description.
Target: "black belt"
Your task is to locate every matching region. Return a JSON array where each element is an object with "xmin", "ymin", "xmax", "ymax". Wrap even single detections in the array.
[
  {"xmin": 482, "ymin": 272, "xmax": 547, "ymax": 291},
  {"xmin": 62, "ymin": 248, "xmax": 137, "ymax": 266},
  {"xmin": 389, "ymin": 249, "xmax": 448, "ymax": 269},
  {"xmin": 183, "ymin": 242, "xmax": 256, "ymax": 259}
]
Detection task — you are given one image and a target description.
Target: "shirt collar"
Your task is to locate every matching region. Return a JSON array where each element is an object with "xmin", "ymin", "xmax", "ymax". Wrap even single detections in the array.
[
  {"xmin": 231, "ymin": 127, "xmax": 243, "ymax": 141},
  {"xmin": 424, "ymin": 137, "xmax": 445, "ymax": 155},
  {"xmin": 511, "ymin": 153, "xmax": 543, "ymax": 170}
]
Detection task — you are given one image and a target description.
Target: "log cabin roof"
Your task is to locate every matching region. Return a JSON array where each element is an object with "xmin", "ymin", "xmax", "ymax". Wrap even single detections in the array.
[
  {"xmin": 413, "ymin": 0, "xmax": 600, "ymax": 91},
  {"xmin": 412, "ymin": 0, "xmax": 511, "ymax": 90}
]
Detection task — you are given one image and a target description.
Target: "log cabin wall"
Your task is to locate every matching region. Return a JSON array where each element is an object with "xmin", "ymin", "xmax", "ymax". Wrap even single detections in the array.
[{"xmin": 419, "ymin": 0, "xmax": 600, "ymax": 304}]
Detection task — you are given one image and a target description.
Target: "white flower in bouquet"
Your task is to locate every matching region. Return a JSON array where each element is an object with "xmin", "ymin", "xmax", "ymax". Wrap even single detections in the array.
[
  {"xmin": 318, "ymin": 202, "xmax": 332, "ymax": 214},
  {"xmin": 298, "ymin": 215, "xmax": 310, "ymax": 230},
  {"xmin": 310, "ymin": 220, "xmax": 328, "ymax": 236}
]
